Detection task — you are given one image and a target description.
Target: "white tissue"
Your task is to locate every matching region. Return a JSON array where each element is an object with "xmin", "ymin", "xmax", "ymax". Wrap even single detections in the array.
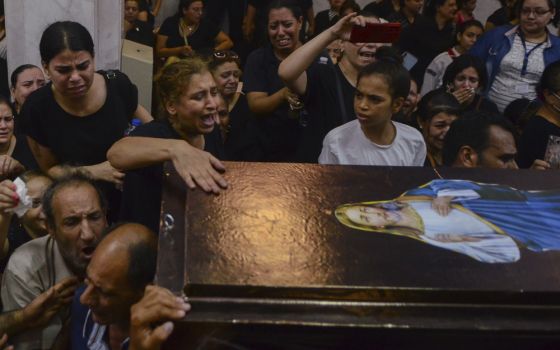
[{"xmin": 11, "ymin": 177, "xmax": 32, "ymax": 217}]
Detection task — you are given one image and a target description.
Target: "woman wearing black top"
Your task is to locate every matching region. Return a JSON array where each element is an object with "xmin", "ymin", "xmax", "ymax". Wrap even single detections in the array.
[
  {"xmin": 398, "ymin": 0, "xmax": 458, "ymax": 86},
  {"xmin": 0, "ymin": 95, "xmax": 37, "ymax": 177},
  {"xmin": 485, "ymin": 0, "xmax": 518, "ymax": 31},
  {"xmin": 19, "ymin": 21, "xmax": 153, "ymax": 222},
  {"xmin": 157, "ymin": 0, "xmax": 233, "ymax": 59},
  {"xmin": 108, "ymin": 58, "xmax": 228, "ymax": 231},
  {"xmin": 208, "ymin": 51, "xmax": 257, "ymax": 161}
]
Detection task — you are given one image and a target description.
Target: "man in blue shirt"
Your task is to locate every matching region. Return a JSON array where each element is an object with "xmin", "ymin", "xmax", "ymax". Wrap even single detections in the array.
[{"xmin": 71, "ymin": 223, "xmax": 189, "ymax": 350}]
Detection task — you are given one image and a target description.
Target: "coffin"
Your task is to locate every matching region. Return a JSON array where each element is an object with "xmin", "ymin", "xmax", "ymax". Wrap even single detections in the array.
[{"xmin": 156, "ymin": 162, "xmax": 560, "ymax": 349}]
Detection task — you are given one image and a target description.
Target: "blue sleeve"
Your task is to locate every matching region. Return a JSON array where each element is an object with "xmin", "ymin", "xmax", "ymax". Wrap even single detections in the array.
[
  {"xmin": 468, "ymin": 31, "xmax": 492, "ymax": 62},
  {"xmin": 403, "ymin": 179, "xmax": 482, "ymax": 197},
  {"xmin": 71, "ymin": 285, "xmax": 91, "ymax": 350}
]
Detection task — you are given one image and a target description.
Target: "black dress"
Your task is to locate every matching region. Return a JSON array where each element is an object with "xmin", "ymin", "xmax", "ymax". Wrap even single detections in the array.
[
  {"xmin": 19, "ymin": 71, "xmax": 138, "ymax": 223},
  {"xmin": 120, "ymin": 120, "xmax": 224, "ymax": 233},
  {"xmin": 518, "ymin": 115, "xmax": 560, "ymax": 168}
]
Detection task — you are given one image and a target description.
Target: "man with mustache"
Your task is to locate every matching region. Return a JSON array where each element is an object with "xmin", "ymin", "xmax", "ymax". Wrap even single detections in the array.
[{"xmin": 1, "ymin": 172, "xmax": 108, "ymax": 349}]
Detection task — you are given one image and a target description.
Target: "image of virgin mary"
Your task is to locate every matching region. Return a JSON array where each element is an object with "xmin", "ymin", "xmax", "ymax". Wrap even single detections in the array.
[{"xmin": 335, "ymin": 179, "xmax": 560, "ymax": 263}]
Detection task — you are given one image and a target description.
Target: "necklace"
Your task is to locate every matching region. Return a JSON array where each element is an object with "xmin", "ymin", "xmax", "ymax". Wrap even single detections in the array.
[{"xmin": 179, "ymin": 18, "xmax": 198, "ymax": 45}]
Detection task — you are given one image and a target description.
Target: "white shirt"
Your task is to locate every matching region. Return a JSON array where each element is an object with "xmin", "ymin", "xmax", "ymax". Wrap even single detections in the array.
[
  {"xmin": 409, "ymin": 201, "xmax": 520, "ymax": 263},
  {"xmin": 488, "ymin": 34, "xmax": 546, "ymax": 112},
  {"xmin": 318, "ymin": 120, "xmax": 427, "ymax": 166},
  {"xmin": 420, "ymin": 48, "xmax": 461, "ymax": 97},
  {"xmin": 1, "ymin": 236, "xmax": 73, "ymax": 350}
]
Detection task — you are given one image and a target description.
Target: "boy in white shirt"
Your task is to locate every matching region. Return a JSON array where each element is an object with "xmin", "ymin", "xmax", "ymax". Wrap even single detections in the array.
[{"xmin": 319, "ymin": 59, "xmax": 426, "ymax": 166}]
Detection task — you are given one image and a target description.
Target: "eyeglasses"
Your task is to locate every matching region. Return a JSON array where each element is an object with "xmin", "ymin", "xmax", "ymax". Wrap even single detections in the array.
[
  {"xmin": 520, "ymin": 7, "xmax": 551, "ymax": 17},
  {"xmin": 213, "ymin": 51, "xmax": 239, "ymax": 60},
  {"xmin": 0, "ymin": 116, "xmax": 14, "ymax": 123}
]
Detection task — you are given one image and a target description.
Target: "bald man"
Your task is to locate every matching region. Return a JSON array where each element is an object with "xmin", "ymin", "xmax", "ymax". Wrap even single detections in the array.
[{"xmin": 70, "ymin": 223, "xmax": 189, "ymax": 350}]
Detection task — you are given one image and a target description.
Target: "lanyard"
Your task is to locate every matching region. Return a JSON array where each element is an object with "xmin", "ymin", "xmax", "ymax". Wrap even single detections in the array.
[{"xmin": 518, "ymin": 32, "xmax": 546, "ymax": 76}]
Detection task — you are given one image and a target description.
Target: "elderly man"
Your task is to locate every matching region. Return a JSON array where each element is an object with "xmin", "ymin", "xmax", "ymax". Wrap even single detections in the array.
[
  {"xmin": 1, "ymin": 173, "xmax": 108, "ymax": 349},
  {"xmin": 72, "ymin": 222, "xmax": 190, "ymax": 350}
]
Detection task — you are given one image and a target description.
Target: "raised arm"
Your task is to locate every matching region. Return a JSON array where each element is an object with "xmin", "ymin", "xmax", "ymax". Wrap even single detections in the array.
[
  {"xmin": 242, "ymin": 4, "xmax": 257, "ymax": 42},
  {"xmin": 278, "ymin": 13, "xmax": 364, "ymax": 95},
  {"xmin": 214, "ymin": 31, "xmax": 234, "ymax": 51},
  {"xmin": 107, "ymin": 137, "xmax": 227, "ymax": 194}
]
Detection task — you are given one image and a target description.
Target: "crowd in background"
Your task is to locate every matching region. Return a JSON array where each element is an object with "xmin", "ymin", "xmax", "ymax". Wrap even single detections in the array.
[{"xmin": 0, "ymin": 0, "xmax": 559, "ymax": 349}]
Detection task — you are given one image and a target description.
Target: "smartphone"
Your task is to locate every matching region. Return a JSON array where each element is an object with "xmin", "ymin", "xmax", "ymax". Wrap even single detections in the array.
[{"xmin": 349, "ymin": 22, "xmax": 401, "ymax": 44}]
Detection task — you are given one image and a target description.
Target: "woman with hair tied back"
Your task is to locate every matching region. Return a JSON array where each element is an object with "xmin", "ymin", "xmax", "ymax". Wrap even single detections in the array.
[
  {"xmin": 19, "ymin": 21, "xmax": 153, "ymax": 222},
  {"xmin": 279, "ymin": 10, "xmax": 392, "ymax": 162},
  {"xmin": 10, "ymin": 64, "xmax": 45, "ymax": 115},
  {"xmin": 318, "ymin": 59, "xmax": 426, "ymax": 166},
  {"xmin": 108, "ymin": 57, "xmax": 227, "ymax": 232},
  {"xmin": 416, "ymin": 89, "xmax": 462, "ymax": 167},
  {"xmin": 244, "ymin": 0, "xmax": 311, "ymax": 161}
]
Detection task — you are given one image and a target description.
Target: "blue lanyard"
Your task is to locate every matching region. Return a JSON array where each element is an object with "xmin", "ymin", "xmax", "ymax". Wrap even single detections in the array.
[{"xmin": 519, "ymin": 32, "xmax": 546, "ymax": 76}]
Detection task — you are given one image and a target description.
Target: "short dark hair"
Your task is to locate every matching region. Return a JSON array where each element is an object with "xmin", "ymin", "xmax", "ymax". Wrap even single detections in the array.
[
  {"xmin": 455, "ymin": 19, "xmax": 483, "ymax": 43},
  {"xmin": 0, "ymin": 94, "xmax": 12, "ymax": 111},
  {"xmin": 441, "ymin": 54, "xmax": 488, "ymax": 91},
  {"xmin": 178, "ymin": 0, "xmax": 202, "ymax": 15},
  {"xmin": 42, "ymin": 172, "xmax": 107, "ymax": 229},
  {"xmin": 340, "ymin": 0, "xmax": 361, "ymax": 15},
  {"xmin": 267, "ymin": 0, "xmax": 303, "ymax": 19},
  {"xmin": 416, "ymin": 89, "xmax": 462, "ymax": 123},
  {"xmin": 10, "ymin": 64, "xmax": 41, "ymax": 88},
  {"xmin": 39, "ymin": 21, "xmax": 95, "ymax": 64},
  {"xmin": 442, "ymin": 111, "xmax": 516, "ymax": 166},
  {"xmin": 424, "ymin": 0, "xmax": 451, "ymax": 18},
  {"xmin": 374, "ymin": 46, "xmax": 403, "ymax": 65},
  {"xmin": 357, "ymin": 60, "xmax": 411, "ymax": 100},
  {"xmin": 537, "ymin": 59, "xmax": 560, "ymax": 95},
  {"xmin": 517, "ymin": 0, "xmax": 556, "ymax": 18}
]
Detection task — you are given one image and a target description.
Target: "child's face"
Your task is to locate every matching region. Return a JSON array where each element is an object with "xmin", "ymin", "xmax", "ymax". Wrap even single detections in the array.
[
  {"xmin": 457, "ymin": 25, "xmax": 483, "ymax": 51},
  {"xmin": 354, "ymin": 74, "xmax": 403, "ymax": 129}
]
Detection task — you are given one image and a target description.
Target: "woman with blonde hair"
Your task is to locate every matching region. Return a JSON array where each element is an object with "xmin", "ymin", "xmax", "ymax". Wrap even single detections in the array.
[{"xmin": 108, "ymin": 57, "xmax": 227, "ymax": 231}]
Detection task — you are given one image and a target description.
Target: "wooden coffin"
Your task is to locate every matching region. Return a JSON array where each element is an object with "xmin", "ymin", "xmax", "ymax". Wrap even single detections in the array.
[{"xmin": 156, "ymin": 162, "xmax": 560, "ymax": 349}]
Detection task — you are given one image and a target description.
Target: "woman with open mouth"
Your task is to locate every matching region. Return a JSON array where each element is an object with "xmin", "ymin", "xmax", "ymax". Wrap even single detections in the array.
[
  {"xmin": 279, "ymin": 11, "xmax": 388, "ymax": 162},
  {"xmin": 108, "ymin": 58, "xmax": 227, "ymax": 232},
  {"xmin": 18, "ymin": 21, "xmax": 153, "ymax": 223},
  {"xmin": 243, "ymin": 0, "xmax": 308, "ymax": 162},
  {"xmin": 415, "ymin": 89, "xmax": 462, "ymax": 167},
  {"xmin": 209, "ymin": 50, "xmax": 259, "ymax": 161}
]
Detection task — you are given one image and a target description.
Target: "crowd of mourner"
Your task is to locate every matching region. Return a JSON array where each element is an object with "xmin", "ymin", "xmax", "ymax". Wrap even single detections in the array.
[{"xmin": 0, "ymin": 0, "xmax": 559, "ymax": 348}]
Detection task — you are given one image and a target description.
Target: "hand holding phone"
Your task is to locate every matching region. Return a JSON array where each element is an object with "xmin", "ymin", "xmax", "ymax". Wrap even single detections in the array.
[{"xmin": 349, "ymin": 23, "xmax": 401, "ymax": 43}]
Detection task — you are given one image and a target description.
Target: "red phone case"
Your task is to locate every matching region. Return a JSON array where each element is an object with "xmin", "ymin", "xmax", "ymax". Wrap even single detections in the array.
[{"xmin": 349, "ymin": 23, "xmax": 402, "ymax": 44}]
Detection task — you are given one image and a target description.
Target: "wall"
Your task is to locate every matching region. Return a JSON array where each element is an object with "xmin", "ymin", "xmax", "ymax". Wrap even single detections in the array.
[{"xmin": 5, "ymin": 0, "xmax": 122, "ymax": 77}]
